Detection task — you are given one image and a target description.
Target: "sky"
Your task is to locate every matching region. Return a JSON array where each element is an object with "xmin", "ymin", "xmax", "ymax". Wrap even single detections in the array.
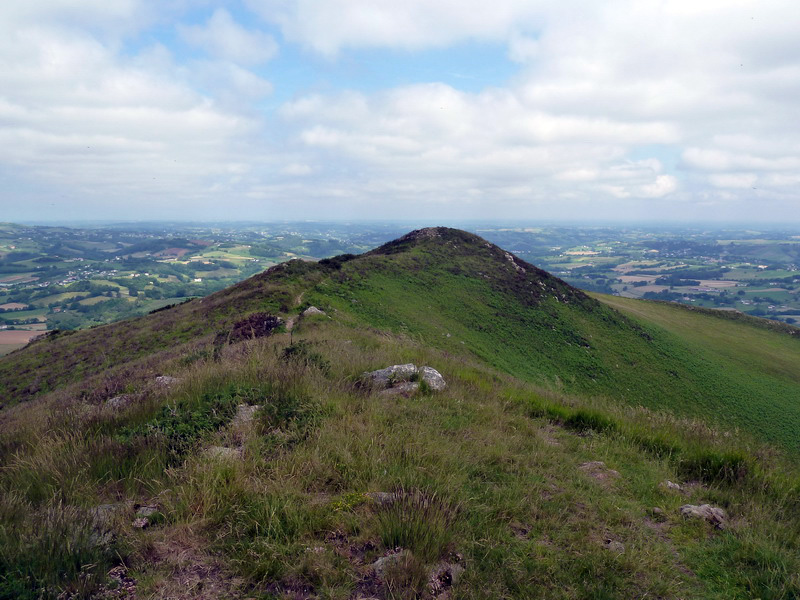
[{"xmin": 1, "ymin": 1, "xmax": 799, "ymax": 224}]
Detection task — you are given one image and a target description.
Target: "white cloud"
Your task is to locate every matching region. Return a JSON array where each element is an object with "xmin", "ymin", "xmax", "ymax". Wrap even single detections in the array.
[
  {"xmin": 178, "ymin": 9, "xmax": 278, "ymax": 65},
  {"xmin": 246, "ymin": 0, "xmax": 546, "ymax": 55},
  {"xmin": 1, "ymin": 0, "xmax": 799, "ymax": 221}
]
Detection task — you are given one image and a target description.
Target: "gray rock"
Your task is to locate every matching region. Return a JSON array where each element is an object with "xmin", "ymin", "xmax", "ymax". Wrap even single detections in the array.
[
  {"xmin": 363, "ymin": 364, "xmax": 447, "ymax": 392},
  {"xmin": 429, "ymin": 555, "xmax": 465, "ymax": 598},
  {"xmin": 131, "ymin": 517, "xmax": 149, "ymax": 529},
  {"xmin": 419, "ymin": 366, "xmax": 447, "ymax": 391},
  {"xmin": 680, "ymin": 504, "xmax": 727, "ymax": 528},
  {"xmin": 232, "ymin": 404, "xmax": 259, "ymax": 428},
  {"xmin": 302, "ymin": 306, "xmax": 326, "ymax": 317},
  {"xmin": 371, "ymin": 551, "xmax": 402, "ymax": 578},
  {"xmin": 205, "ymin": 446, "xmax": 241, "ymax": 460},
  {"xmin": 363, "ymin": 364, "xmax": 418, "ymax": 388},
  {"xmin": 135, "ymin": 505, "xmax": 158, "ymax": 518},
  {"xmin": 663, "ymin": 480, "xmax": 682, "ymax": 491},
  {"xmin": 365, "ymin": 491, "xmax": 394, "ymax": 506},
  {"xmin": 379, "ymin": 381, "xmax": 420, "ymax": 397},
  {"xmin": 603, "ymin": 539, "xmax": 625, "ymax": 553},
  {"xmin": 154, "ymin": 375, "xmax": 179, "ymax": 387},
  {"xmin": 106, "ymin": 394, "xmax": 132, "ymax": 409}
]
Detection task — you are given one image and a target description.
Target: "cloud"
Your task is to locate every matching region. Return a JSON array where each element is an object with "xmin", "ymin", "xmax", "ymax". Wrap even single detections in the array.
[
  {"xmin": 1, "ymin": 0, "xmax": 799, "ymax": 221},
  {"xmin": 178, "ymin": 9, "xmax": 278, "ymax": 65},
  {"xmin": 246, "ymin": 0, "xmax": 545, "ymax": 55}
]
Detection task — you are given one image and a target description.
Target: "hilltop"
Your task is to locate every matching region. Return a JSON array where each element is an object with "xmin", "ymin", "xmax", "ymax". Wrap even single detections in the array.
[{"xmin": 1, "ymin": 228, "xmax": 799, "ymax": 599}]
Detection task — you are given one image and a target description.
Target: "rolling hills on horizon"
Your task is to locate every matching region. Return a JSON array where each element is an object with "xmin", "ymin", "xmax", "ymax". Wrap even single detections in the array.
[{"xmin": 1, "ymin": 227, "xmax": 799, "ymax": 599}]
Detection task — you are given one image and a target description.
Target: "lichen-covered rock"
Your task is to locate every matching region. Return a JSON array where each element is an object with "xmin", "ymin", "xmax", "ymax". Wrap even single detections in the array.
[
  {"xmin": 662, "ymin": 480, "xmax": 682, "ymax": 491},
  {"xmin": 680, "ymin": 504, "xmax": 727, "ymax": 528},
  {"xmin": 419, "ymin": 366, "xmax": 447, "ymax": 391},
  {"xmin": 363, "ymin": 364, "xmax": 447, "ymax": 392},
  {"xmin": 154, "ymin": 375, "xmax": 179, "ymax": 387},
  {"xmin": 302, "ymin": 306, "xmax": 326, "ymax": 317},
  {"xmin": 363, "ymin": 364, "xmax": 419, "ymax": 387}
]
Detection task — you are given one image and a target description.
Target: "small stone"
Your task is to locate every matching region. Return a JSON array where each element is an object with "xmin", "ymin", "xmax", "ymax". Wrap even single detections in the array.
[
  {"xmin": 680, "ymin": 504, "xmax": 727, "ymax": 528},
  {"xmin": 205, "ymin": 446, "xmax": 241, "ymax": 460},
  {"xmin": 302, "ymin": 306, "xmax": 326, "ymax": 317},
  {"xmin": 135, "ymin": 505, "xmax": 158, "ymax": 518},
  {"xmin": 132, "ymin": 517, "xmax": 149, "ymax": 529},
  {"xmin": 154, "ymin": 375, "xmax": 178, "ymax": 387},
  {"xmin": 603, "ymin": 539, "xmax": 625, "ymax": 553},
  {"xmin": 663, "ymin": 480, "xmax": 682, "ymax": 491},
  {"xmin": 371, "ymin": 551, "xmax": 402, "ymax": 579},
  {"xmin": 365, "ymin": 491, "xmax": 394, "ymax": 506},
  {"xmin": 232, "ymin": 404, "xmax": 259, "ymax": 428},
  {"xmin": 106, "ymin": 394, "xmax": 132, "ymax": 409}
]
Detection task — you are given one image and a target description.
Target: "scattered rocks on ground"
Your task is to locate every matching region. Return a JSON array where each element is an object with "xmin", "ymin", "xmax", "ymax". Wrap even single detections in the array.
[
  {"xmin": 154, "ymin": 375, "xmax": 179, "ymax": 387},
  {"xmin": 96, "ymin": 565, "xmax": 137, "ymax": 599},
  {"xmin": 362, "ymin": 364, "xmax": 447, "ymax": 393},
  {"xmin": 428, "ymin": 555, "xmax": 465, "ymax": 598},
  {"xmin": 579, "ymin": 461, "xmax": 620, "ymax": 482},
  {"xmin": 302, "ymin": 306, "xmax": 326, "ymax": 317},
  {"xmin": 662, "ymin": 480, "xmax": 683, "ymax": 491},
  {"xmin": 131, "ymin": 504, "xmax": 160, "ymax": 529},
  {"xmin": 680, "ymin": 504, "xmax": 727, "ymax": 528}
]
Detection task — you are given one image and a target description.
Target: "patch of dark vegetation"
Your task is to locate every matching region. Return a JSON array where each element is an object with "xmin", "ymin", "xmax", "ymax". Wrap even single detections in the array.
[
  {"xmin": 148, "ymin": 298, "xmax": 193, "ymax": 314},
  {"xmin": 678, "ymin": 449, "xmax": 749, "ymax": 485},
  {"xmin": 222, "ymin": 312, "xmax": 282, "ymax": 345},
  {"xmin": 319, "ymin": 253, "xmax": 357, "ymax": 269},
  {"xmin": 117, "ymin": 386, "xmax": 247, "ymax": 462}
]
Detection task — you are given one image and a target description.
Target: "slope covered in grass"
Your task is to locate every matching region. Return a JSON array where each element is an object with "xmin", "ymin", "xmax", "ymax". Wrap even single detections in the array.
[
  {"xmin": 2, "ymin": 227, "xmax": 799, "ymax": 453},
  {"xmin": 1, "ymin": 315, "xmax": 799, "ymax": 599},
  {"xmin": 303, "ymin": 228, "xmax": 800, "ymax": 451},
  {"xmin": 591, "ymin": 294, "xmax": 800, "ymax": 451}
]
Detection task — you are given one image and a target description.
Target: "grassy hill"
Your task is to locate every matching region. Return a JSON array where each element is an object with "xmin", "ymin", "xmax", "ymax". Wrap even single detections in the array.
[{"xmin": 1, "ymin": 228, "xmax": 799, "ymax": 599}]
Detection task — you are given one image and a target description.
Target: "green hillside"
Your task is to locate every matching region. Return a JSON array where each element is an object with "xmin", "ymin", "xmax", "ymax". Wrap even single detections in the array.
[{"xmin": 1, "ymin": 228, "xmax": 800, "ymax": 599}]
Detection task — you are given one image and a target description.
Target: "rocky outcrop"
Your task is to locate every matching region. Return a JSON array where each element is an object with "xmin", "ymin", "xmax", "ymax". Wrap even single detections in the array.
[
  {"xmin": 680, "ymin": 504, "xmax": 727, "ymax": 528},
  {"xmin": 302, "ymin": 306, "xmax": 326, "ymax": 317},
  {"xmin": 362, "ymin": 364, "xmax": 447, "ymax": 394}
]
